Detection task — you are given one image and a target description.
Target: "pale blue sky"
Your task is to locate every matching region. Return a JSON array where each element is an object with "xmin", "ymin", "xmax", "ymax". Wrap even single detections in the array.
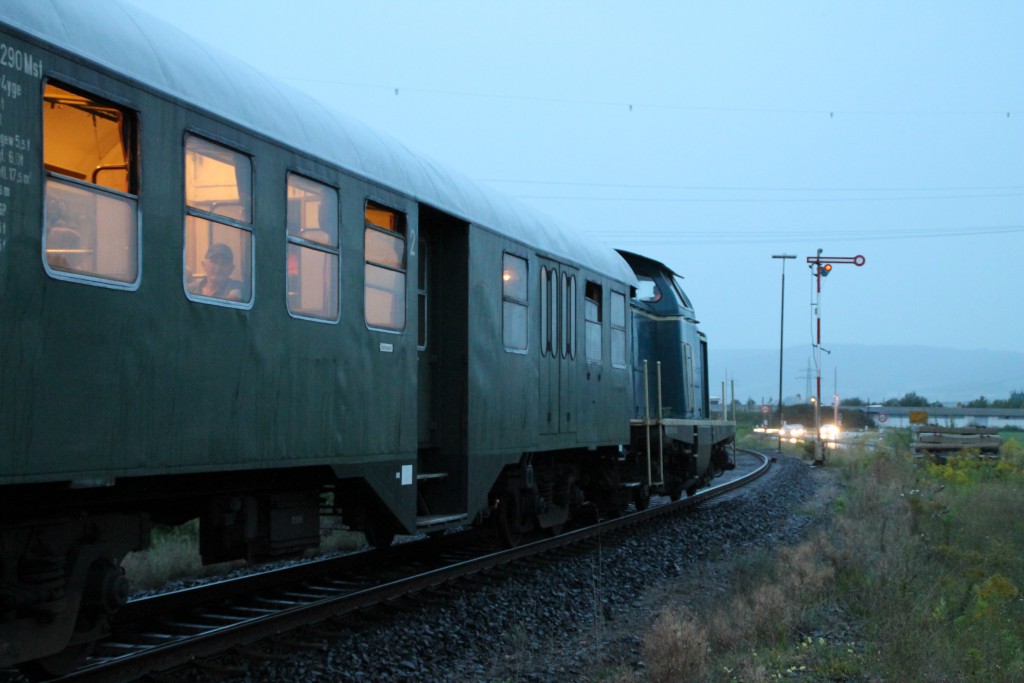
[{"xmin": 126, "ymin": 0, "xmax": 1024, "ymax": 360}]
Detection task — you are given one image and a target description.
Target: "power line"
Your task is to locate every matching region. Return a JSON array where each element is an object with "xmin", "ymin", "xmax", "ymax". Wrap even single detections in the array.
[
  {"xmin": 280, "ymin": 76, "xmax": 1020, "ymax": 119},
  {"xmin": 592, "ymin": 224, "xmax": 1024, "ymax": 245},
  {"xmin": 516, "ymin": 192, "xmax": 1024, "ymax": 202},
  {"xmin": 481, "ymin": 178, "xmax": 1024, "ymax": 193}
]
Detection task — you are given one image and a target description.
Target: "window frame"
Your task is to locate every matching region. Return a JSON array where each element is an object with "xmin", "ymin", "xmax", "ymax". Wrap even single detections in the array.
[
  {"xmin": 363, "ymin": 199, "xmax": 408, "ymax": 333},
  {"xmin": 502, "ymin": 251, "xmax": 529, "ymax": 354},
  {"xmin": 285, "ymin": 171, "xmax": 340, "ymax": 324},
  {"xmin": 41, "ymin": 79, "xmax": 142, "ymax": 291},
  {"xmin": 562, "ymin": 271, "xmax": 576, "ymax": 360},
  {"xmin": 540, "ymin": 266, "xmax": 551, "ymax": 357},
  {"xmin": 610, "ymin": 289, "xmax": 627, "ymax": 369},
  {"xmin": 584, "ymin": 280, "xmax": 603, "ymax": 365},
  {"xmin": 417, "ymin": 238, "xmax": 427, "ymax": 350},
  {"xmin": 182, "ymin": 132, "xmax": 255, "ymax": 309}
]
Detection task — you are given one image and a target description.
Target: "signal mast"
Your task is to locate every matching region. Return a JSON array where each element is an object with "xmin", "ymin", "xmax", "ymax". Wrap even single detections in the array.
[{"xmin": 806, "ymin": 249, "xmax": 865, "ymax": 464}]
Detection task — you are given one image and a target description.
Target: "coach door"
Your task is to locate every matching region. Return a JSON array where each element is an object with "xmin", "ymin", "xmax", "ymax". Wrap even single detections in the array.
[
  {"xmin": 539, "ymin": 259, "xmax": 578, "ymax": 435},
  {"xmin": 415, "ymin": 206, "xmax": 469, "ymax": 516}
]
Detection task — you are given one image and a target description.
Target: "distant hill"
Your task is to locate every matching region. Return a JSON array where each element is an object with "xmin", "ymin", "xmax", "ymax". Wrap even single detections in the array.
[{"xmin": 710, "ymin": 344, "xmax": 1024, "ymax": 406}]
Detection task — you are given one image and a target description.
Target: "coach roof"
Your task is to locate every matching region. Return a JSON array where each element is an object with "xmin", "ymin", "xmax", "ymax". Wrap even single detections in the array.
[{"xmin": 4, "ymin": 0, "xmax": 635, "ymax": 284}]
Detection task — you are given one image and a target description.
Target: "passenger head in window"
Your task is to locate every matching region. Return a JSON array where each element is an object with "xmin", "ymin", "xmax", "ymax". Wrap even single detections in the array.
[
  {"xmin": 46, "ymin": 226, "xmax": 82, "ymax": 271},
  {"xmin": 190, "ymin": 242, "xmax": 243, "ymax": 301},
  {"xmin": 44, "ymin": 198, "xmax": 83, "ymax": 271}
]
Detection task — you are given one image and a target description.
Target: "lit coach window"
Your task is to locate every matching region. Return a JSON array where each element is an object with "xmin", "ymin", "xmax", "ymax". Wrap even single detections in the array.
[
  {"xmin": 364, "ymin": 202, "xmax": 406, "ymax": 331},
  {"xmin": 42, "ymin": 81, "xmax": 139, "ymax": 287},
  {"xmin": 502, "ymin": 253, "xmax": 528, "ymax": 352},
  {"xmin": 183, "ymin": 135, "xmax": 253, "ymax": 305},
  {"xmin": 287, "ymin": 174, "xmax": 339, "ymax": 321}
]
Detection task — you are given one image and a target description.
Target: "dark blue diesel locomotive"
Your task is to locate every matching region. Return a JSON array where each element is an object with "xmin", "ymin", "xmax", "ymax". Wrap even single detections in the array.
[
  {"xmin": 0, "ymin": 1, "xmax": 733, "ymax": 673},
  {"xmin": 620, "ymin": 250, "xmax": 735, "ymax": 501}
]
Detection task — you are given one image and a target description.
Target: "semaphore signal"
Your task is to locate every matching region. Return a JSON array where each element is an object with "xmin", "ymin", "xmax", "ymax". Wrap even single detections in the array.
[{"xmin": 805, "ymin": 249, "xmax": 865, "ymax": 464}]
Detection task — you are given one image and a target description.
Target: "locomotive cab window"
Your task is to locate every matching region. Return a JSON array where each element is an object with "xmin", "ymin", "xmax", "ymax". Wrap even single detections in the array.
[
  {"xmin": 43, "ymin": 82, "xmax": 139, "ymax": 287},
  {"xmin": 287, "ymin": 174, "xmax": 339, "ymax": 321},
  {"xmin": 585, "ymin": 281, "xmax": 603, "ymax": 364},
  {"xmin": 502, "ymin": 253, "xmax": 528, "ymax": 352},
  {"xmin": 184, "ymin": 135, "xmax": 253, "ymax": 305},
  {"xmin": 364, "ymin": 202, "xmax": 406, "ymax": 331},
  {"xmin": 673, "ymin": 275, "xmax": 693, "ymax": 309},
  {"xmin": 635, "ymin": 277, "xmax": 660, "ymax": 303}
]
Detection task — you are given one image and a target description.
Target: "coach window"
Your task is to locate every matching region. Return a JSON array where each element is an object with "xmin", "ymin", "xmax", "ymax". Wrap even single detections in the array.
[
  {"xmin": 611, "ymin": 291, "xmax": 626, "ymax": 368},
  {"xmin": 562, "ymin": 272, "xmax": 576, "ymax": 360},
  {"xmin": 502, "ymin": 253, "xmax": 528, "ymax": 352},
  {"xmin": 539, "ymin": 266, "xmax": 550, "ymax": 356},
  {"xmin": 417, "ymin": 239, "xmax": 427, "ymax": 349},
  {"xmin": 287, "ymin": 174, "xmax": 339, "ymax": 321},
  {"xmin": 364, "ymin": 202, "xmax": 406, "ymax": 331},
  {"xmin": 42, "ymin": 82, "xmax": 139, "ymax": 286},
  {"xmin": 585, "ymin": 281, "xmax": 603, "ymax": 364},
  {"xmin": 184, "ymin": 135, "xmax": 253, "ymax": 305}
]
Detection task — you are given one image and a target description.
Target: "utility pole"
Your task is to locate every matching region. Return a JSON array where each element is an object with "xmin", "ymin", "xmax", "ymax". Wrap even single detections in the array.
[
  {"xmin": 771, "ymin": 254, "xmax": 796, "ymax": 454},
  {"xmin": 806, "ymin": 249, "xmax": 865, "ymax": 465}
]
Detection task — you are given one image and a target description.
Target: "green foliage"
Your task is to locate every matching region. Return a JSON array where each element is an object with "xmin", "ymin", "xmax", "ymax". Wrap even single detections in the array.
[
  {"xmin": 122, "ymin": 520, "xmax": 206, "ymax": 590},
  {"xmin": 991, "ymin": 390, "xmax": 1024, "ymax": 409},
  {"xmin": 847, "ymin": 390, "xmax": 1023, "ymax": 409},
  {"xmin": 881, "ymin": 427, "xmax": 913, "ymax": 457},
  {"xmin": 849, "ymin": 450, "xmax": 1024, "ymax": 680},
  {"xmin": 882, "ymin": 391, "xmax": 941, "ymax": 407},
  {"xmin": 642, "ymin": 444, "xmax": 1024, "ymax": 682}
]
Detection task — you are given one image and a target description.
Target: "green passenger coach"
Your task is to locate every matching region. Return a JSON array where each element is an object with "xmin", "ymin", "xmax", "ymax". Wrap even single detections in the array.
[{"xmin": 0, "ymin": 1, "xmax": 732, "ymax": 674}]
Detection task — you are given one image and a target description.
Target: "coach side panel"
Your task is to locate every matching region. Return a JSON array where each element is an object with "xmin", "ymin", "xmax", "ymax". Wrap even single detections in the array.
[{"xmin": 0, "ymin": 32, "xmax": 417, "ymax": 488}]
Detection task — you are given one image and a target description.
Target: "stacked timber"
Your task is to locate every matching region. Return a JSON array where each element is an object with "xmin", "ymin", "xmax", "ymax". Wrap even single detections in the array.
[{"xmin": 912, "ymin": 425, "xmax": 1002, "ymax": 461}]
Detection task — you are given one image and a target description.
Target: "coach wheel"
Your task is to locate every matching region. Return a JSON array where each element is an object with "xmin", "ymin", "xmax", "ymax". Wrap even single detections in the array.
[
  {"xmin": 667, "ymin": 482, "xmax": 685, "ymax": 502},
  {"xmin": 496, "ymin": 491, "xmax": 530, "ymax": 547},
  {"xmin": 633, "ymin": 481, "xmax": 651, "ymax": 511}
]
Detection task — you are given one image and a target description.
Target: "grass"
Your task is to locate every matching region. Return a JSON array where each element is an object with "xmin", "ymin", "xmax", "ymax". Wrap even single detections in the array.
[
  {"xmin": 620, "ymin": 434, "xmax": 1024, "ymax": 682},
  {"xmin": 122, "ymin": 517, "xmax": 367, "ymax": 592}
]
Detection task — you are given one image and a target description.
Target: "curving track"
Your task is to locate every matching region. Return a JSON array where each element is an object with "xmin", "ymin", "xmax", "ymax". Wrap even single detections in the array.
[{"xmin": 6, "ymin": 450, "xmax": 768, "ymax": 683}]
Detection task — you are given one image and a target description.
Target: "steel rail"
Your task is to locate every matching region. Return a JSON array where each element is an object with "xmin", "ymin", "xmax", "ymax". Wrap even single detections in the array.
[{"xmin": 51, "ymin": 449, "xmax": 769, "ymax": 683}]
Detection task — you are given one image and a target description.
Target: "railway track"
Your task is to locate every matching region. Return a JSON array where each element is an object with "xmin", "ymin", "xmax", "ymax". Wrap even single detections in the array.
[{"xmin": 10, "ymin": 450, "xmax": 769, "ymax": 683}]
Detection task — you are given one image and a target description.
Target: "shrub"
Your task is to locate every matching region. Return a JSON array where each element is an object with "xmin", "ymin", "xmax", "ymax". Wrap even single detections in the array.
[{"xmin": 643, "ymin": 608, "xmax": 708, "ymax": 682}]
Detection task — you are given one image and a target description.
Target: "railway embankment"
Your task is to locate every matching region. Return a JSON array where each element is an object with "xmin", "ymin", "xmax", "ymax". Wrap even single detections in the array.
[{"xmin": 621, "ymin": 435, "xmax": 1024, "ymax": 683}]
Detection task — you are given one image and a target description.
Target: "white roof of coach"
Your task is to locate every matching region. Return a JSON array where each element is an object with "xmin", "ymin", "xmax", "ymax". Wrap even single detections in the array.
[{"xmin": 2, "ymin": 0, "xmax": 635, "ymax": 283}]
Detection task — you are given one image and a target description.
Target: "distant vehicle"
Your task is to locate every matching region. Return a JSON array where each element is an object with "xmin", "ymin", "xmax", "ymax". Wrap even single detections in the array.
[
  {"xmin": 820, "ymin": 423, "xmax": 841, "ymax": 447},
  {"xmin": 780, "ymin": 424, "xmax": 806, "ymax": 442}
]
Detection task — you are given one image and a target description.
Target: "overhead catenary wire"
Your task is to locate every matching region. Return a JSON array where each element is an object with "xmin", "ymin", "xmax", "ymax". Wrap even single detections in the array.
[
  {"xmin": 280, "ymin": 75, "xmax": 1019, "ymax": 119},
  {"xmin": 591, "ymin": 224, "xmax": 1024, "ymax": 246}
]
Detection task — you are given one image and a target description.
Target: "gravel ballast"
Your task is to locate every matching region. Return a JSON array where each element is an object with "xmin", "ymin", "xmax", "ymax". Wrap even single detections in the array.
[{"xmin": 201, "ymin": 453, "xmax": 833, "ymax": 682}]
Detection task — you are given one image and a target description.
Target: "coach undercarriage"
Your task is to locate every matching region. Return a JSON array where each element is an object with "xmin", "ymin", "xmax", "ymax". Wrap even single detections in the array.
[{"xmin": 488, "ymin": 423, "xmax": 734, "ymax": 547}]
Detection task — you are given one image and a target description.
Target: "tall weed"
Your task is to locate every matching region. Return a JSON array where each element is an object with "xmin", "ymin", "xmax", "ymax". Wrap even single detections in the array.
[{"xmin": 636, "ymin": 441, "xmax": 1024, "ymax": 681}]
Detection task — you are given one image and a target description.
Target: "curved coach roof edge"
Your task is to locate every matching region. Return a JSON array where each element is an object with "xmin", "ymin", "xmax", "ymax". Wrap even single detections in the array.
[{"xmin": 2, "ymin": 0, "xmax": 635, "ymax": 284}]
